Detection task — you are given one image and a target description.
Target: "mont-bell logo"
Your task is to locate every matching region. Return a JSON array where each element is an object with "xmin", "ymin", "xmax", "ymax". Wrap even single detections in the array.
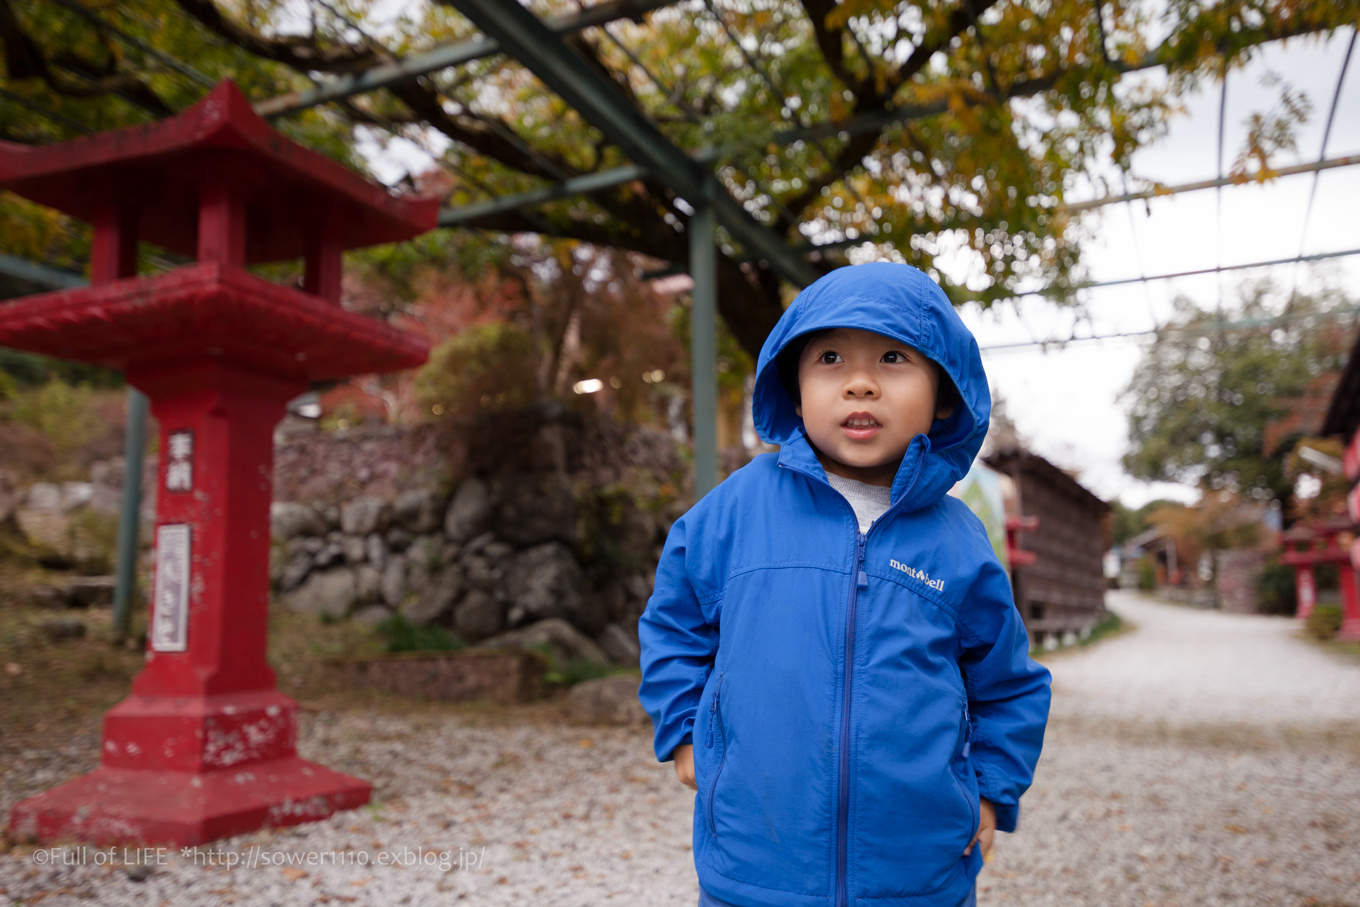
[{"xmin": 888, "ymin": 558, "xmax": 944, "ymax": 591}]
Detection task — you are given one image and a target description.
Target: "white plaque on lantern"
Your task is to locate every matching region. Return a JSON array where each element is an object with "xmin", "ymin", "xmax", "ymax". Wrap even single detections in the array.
[{"xmin": 151, "ymin": 523, "xmax": 191, "ymax": 652}]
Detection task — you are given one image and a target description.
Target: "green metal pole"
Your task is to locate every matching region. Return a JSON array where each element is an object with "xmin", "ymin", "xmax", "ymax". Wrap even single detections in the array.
[
  {"xmin": 689, "ymin": 199, "xmax": 717, "ymax": 498},
  {"xmin": 112, "ymin": 387, "xmax": 147, "ymax": 644}
]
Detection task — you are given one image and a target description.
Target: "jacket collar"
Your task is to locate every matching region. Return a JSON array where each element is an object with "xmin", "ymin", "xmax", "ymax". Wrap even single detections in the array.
[{"xmin": 777, "ymin": 429, "xmax": 934, "ymax": 514}]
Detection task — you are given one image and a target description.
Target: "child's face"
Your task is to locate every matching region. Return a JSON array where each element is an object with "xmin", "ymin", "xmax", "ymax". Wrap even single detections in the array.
[{"xmin": 795, "ymin": 327, "xmax": 954, "ymax": 487}]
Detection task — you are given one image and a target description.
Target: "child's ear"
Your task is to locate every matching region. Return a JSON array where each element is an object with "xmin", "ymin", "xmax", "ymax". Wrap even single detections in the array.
[{"xmin": 934, "ymin": 370, "xmax": 960, "ymax": 421}]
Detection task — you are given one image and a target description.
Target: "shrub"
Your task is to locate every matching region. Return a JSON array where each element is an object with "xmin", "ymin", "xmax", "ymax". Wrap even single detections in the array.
[
  {"xmin": 1255, "ymin": 561, "xmax": 1298, "ymax": 616},
  {"xmin": 1315, "ymin": 562, "xmax": 1339, "ymax": 591},
  {"xmin": 376, "ymin": 613, "xmax": 465, "ymax": 653},
  {"xmin": 68, "ymin": 508, "xmax": 119, "ymax": 575},
  {"xmin": 1137, "ymin": 556, "xmax": 1157, "ymax": 591},
  {"xmin": 8, "ymin": 377, "xmax": 96, "ymax": 461},
  {"xmin": 415, "ymin": 322, "xmax": 540, "ymax": 419},
  {"xmin": 1306, "ymin": 605, "xmax": 1344, "ymax": 641},
  {"xmin": 545, "ymin": 657, "xmax": 613, "ymax": 688},
  {"xmin": 528, "ymin": 640, "xmax": 614, "ymax": 687}
]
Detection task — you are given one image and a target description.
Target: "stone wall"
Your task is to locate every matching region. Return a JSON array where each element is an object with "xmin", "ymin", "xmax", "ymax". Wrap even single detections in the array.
[
  {"xmin": 1, "ymin": 457, "xmax": 157, "ymax": 573},
  {"xmin": 270, "ymin": 403, "xmax": 688, "ymax": 668},
  {"xmin": 1215, "ymin": 548, "xmax": 1267, "ymax": 614}
]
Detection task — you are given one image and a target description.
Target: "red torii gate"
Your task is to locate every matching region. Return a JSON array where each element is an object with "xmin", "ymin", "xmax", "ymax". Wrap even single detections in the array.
[{"xmin": 1, "ymin": 81, "xmax": 437, "ymax": 845}]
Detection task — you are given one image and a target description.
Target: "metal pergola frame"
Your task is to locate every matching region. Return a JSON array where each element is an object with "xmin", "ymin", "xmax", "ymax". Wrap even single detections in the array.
[{"xmin": 261, "ymin": 0, "xmax": 829, "ymax": 498}]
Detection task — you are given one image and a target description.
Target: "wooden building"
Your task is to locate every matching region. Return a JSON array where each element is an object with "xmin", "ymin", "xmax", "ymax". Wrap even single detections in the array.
[{"xmin": 984, "ymin": 446, "xmax": 1110, "ymax": 646}]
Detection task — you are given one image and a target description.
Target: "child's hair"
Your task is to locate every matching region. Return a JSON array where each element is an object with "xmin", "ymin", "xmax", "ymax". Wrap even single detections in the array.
[{"xmin": 776, "ymin": 328, "xmax": 961, "ymax": 418}]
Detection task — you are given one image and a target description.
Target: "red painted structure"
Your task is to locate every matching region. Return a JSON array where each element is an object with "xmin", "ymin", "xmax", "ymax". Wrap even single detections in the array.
[
  {"xmin": 1004, "ymin": 515, "xmax": 1039, "ymax": 568},
  {"xmin": 2, "ymin": 81, "xmax": 438, "ymax": 846},
  {"xmin": 1280, "ymin": 516, "xmax": 1360, "ymax": 639}
]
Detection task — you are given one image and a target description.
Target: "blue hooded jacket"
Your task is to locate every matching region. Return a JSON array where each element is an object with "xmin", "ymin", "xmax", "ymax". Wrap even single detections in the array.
[{"xmin": 638, "ymin": 262, "xmax": 1051, "ymax": 907}]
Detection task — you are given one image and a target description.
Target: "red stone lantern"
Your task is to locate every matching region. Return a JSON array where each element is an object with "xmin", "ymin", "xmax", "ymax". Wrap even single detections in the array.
[{"xmin": 2, "ymin": 82, "xmax": 438, "ymax": 845}]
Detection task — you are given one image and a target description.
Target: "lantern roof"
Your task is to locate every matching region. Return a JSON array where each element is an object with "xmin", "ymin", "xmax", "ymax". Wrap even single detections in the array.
[{"xmin": 0, "ymin": 80, "xmax": 438, "ymax": 264}]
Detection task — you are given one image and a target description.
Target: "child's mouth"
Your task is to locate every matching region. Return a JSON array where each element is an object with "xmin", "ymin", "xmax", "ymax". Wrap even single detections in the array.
[{"xmin": 841, "ymin": 413, "xmax": 881, "ymax": 440}]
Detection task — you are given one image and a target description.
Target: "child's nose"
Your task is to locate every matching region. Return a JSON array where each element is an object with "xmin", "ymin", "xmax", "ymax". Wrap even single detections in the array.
[{"xmin": 844, "ymin": 367, "xmax": 878, "ymax": 396}]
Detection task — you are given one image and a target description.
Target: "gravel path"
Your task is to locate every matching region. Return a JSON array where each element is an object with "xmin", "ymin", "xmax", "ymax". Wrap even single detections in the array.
[
  {"xmin": 3, "ymin": 590, "xmax": 1359, "ymax": 906},
  {"xmin": 981, "ymin": 591, "xmax": 1360, "ymax": 906}
]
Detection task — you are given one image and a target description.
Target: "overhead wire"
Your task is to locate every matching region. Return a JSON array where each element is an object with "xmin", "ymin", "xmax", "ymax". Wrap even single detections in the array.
[
  {"xmin": 1214, "ymin": 68, "xmax": 1228, "ymax": 317},
  {"xmin": 979, "ymin": 304, "xmax": 1360, "ymax": 354},
  {"xmin": 1290, "ymin": 26, "xmax": 1357, "ymax": 302},
  {"xmin": 1119, "ymin": 170, "xmax": 1159, "ymax": 336}
]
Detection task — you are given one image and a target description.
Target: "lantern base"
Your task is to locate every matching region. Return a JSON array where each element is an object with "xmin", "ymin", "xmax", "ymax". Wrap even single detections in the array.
[{"xmin": 8, "ymin": 757, "xmax": 370, "ymax": 847}]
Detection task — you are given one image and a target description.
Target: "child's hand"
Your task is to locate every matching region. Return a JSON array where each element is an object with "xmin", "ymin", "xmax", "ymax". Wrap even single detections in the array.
[
  {"xmin": 672, "ymin": 744, "xmax": 698, "ymax": 790},
  {"xmin": 963, "ymin": 798, "xmax": 996, "ymax": 860}
]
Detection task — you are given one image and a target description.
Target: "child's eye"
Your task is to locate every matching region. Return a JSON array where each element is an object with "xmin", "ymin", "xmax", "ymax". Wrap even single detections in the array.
[
  {"xmin": 817, "ymin": 350, "xmax": 843, "ymax": 364},
  {"xmin": 882, "ymin": 350, "xmax": 907, "ymax": 363}
]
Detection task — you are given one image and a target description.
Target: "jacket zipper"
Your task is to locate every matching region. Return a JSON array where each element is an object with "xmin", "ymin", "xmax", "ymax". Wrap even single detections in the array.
[
  {"xmin": 961, "ymin": 698, "xmax": 972, "ymax": 760},
  {"xmin": 777, "ymin": 449, "xmax": 924, "ymax": 907},
  {"xmin": 706, "ymin": 672, "xmax": 726, "ymax": 837},
  {"xmin": 835, "ymin": 531, "xmax": 868, "ymax": 907},
  {"xmin": 954, "ymin": 699, "xmax": 978, "ymax": 842}
]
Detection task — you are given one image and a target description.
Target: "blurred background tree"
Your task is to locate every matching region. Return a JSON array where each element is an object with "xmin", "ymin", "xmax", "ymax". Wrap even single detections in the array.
[{"xmin": 1121, "ymin": 280, "xmax": 1356, "ymax": 516}]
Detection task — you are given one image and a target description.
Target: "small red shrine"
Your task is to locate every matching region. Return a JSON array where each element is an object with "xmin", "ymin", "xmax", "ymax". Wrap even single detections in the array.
[{"xmin": 2, "ymin": 81, "xmax": 438, "ymax": 845}]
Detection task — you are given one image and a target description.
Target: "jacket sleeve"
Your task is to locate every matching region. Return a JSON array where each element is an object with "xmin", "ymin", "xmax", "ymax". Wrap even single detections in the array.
[
  {"xmin": 637, "ymin": 511, "xmax": 722, "ymax": 763},
  {"xmin": 958, "ymin": 553, "xmax": 1052, "ymax": 834}
]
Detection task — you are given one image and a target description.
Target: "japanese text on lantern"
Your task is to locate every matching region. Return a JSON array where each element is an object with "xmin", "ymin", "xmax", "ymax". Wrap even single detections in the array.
[{"xmin": 166, "ymin": 430, "xmax": 194, "ymax": 492}]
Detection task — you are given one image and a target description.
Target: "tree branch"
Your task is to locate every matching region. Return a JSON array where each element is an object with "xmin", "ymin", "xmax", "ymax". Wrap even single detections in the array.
[
  {"xmin": 777, "ymin": 0, "xmax": 1001, "ymax": 229},
  {"xmin": 0, "ymin": 0, "xmax": 172, "ymax": 115},
  {"xmin": 172, "ymin": 0, "xmax": 382, "ymax": 74}
]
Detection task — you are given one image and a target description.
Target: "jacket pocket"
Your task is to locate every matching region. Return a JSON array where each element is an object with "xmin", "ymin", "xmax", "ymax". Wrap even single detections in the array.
[
  {"xmin": 951, "ymin": 703, "xmax": 978, "ymax": 841},
  {"xmin": 705, "ymin": 671, "xmax": 727, "ymax": 838}
]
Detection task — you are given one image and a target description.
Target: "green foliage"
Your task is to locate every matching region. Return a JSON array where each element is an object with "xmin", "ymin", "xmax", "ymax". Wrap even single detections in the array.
[
  {"xmin": 376, "ymin": 613, "xmax": 465, "ymax": 654},
  {"xmin": 544, "ymin": 657, "xmax": 614, "ymax": 688},
  {"xmin": 1111, "ymin": 498, "xmax": 1181, "ymax": 546},
  {"xmin": 1137, "ymin": 556, "xmax": 1157, "ymax": 591},
  {"xmin": 0, "ymin": 349, "xmax": 121, "ymax": 391},
  {"xmin": 1315, "ymin": 562, "xmax": 1339, "ymax": 591},
  {"xmin": 1255, "ymin": 560, "xmax": 1298, "ymax": 616},
  {"xmin": 528, "ymin": 641, "xmax": 615, "ymax": 688},
  {"xmin": 1085, "ymin": 612, "xmax": 1125, "ymax": 647},
  {"xmin": 1030, "ymin": 611, "xmax": 1125, "ymax": 658},
  {"xmin": 351, "ymin": 232, "xmax": 517, "ymax": 309},
  {"xmin": 6, "ymin": 377, "xmax": 98, "ymax": 463},
  {"xmin": 67, "ymin": 508, "xmax": 118, "ymax": 575},
  {"xmin": 1305, "ymin": 605, "xmax": 1343, "ymax": 642},
  {"xmin": 416, "ymin": 321, "xmax": 540, "ymax": 417},
  {"xmin": 1122, "ymin": 283, "xmax": 1355, "ymax": 505}
]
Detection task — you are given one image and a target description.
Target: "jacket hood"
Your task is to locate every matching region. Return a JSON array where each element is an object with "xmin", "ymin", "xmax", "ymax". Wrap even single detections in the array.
[{"xmin": 753, "ymin": 261, "xmax": 991, "ymax": 508}]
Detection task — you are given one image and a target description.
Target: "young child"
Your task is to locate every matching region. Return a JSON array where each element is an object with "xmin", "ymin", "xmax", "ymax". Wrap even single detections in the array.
[{"xmin": 637, "ymin": 262, "xmax": 1051, "ymax": 907}]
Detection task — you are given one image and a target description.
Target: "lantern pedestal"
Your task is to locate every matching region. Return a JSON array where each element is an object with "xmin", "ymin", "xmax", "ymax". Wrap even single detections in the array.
[
  {"xmin": 11, "ymin": 697, "xmax": 368, "ymax": 846},
  {"xmin": 10, "ymin": 352, "xmax": 372, "ymax": 845}
]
